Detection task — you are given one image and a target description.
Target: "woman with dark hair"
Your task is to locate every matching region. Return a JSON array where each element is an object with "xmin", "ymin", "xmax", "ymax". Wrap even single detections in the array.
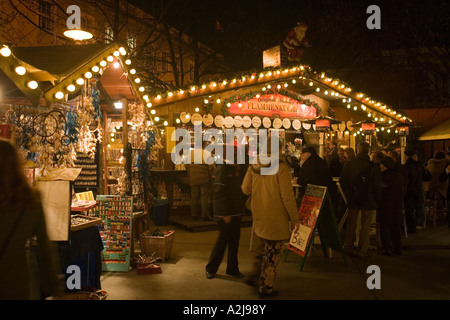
[
  {"xmin": 343, "ymin": 147, "xmax": 356, "ymax": 164},
  {"xmin": 0, "ymin": 139, "xmax": 59, "ymax": 300}
]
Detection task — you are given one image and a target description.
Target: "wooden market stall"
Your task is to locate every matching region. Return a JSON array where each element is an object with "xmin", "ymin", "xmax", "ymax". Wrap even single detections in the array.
[
  {"xmin": 0, "ymin": 42, "xmax": 160, "ymax": 285},
  {"xmin": 139, "ymin": 62, "xmax": 411, "ymax": 230}
]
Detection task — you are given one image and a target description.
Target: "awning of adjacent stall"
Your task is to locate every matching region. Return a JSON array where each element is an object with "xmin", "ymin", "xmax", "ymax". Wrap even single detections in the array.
[
  {"xmin": 418, "ymin": 119, "xmax": 450, "ymax": 141},
  {"xmin": 0, "ymin": 43, "xmax": 140, "ymax": 110}
]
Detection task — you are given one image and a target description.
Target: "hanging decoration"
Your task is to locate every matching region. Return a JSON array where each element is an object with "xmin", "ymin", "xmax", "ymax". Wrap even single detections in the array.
[{"xmin": 76, "ymin": 93, "xmax": 101, "ymax": 159}]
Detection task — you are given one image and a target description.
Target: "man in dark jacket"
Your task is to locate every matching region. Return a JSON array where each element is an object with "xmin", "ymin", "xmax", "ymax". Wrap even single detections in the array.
[
  {"xmin": 206, "ymin": 146, "xmax": 246, "ymax": 279},
  {"xmin": 403, "ymin": 149, "xmax": 426, "ymax": 232},
  {"xmin": 298, "ymin": 146, "xmax": 338, "ymax": 205},
  {"xmin": 340, "ymin": 141, "xmax": 383, "ymax": 258},
  {"xmin": 297, "ymin": 146, "xmax": 339, "ymax": 222},
  {"xmin": 378, "ymin": 157, "xmax": 404, "ymax": 255}
]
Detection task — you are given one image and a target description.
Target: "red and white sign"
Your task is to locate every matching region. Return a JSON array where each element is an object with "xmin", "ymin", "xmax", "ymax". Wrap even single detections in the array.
[{"xmin": 228, "ymin": 93, "xmax": 316, "ymax": 118}]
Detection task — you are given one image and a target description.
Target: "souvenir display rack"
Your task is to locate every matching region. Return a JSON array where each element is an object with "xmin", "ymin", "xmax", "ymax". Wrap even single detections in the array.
[
  {"xmin": 74, "ymin": 150, "xmax": 100, "ymax": 189},
  {"xmin": 95, "ymin": 195, "xmax": 133, "ymax": 272}
]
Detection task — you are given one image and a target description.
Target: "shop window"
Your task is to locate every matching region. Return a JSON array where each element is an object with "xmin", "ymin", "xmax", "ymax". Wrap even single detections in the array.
[{"xmin": 38, "ymin": 0, "xmax": 53, "ymax": 32}]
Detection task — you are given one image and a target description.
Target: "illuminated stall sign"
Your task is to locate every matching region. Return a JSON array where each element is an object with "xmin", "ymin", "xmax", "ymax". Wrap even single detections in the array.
[
  {"xmin": 315, "ymin": 119, "xmax": 330, "ymax": 132},
  {"xmin": 396, "ymin": 126, "xmax": 409, "ymax": 136},
  {"xmin": 362, "ymin": 123, "xmax": 376, "ymax": 134},
  {"xmin": 228, "ymin": 93, "xmax": 316, "ymax": 119}
]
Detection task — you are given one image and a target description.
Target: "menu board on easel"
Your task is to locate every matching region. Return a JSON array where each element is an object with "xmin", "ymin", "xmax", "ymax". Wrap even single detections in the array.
[
  {"xmin": 288, "ymin": 184, "xmax": 326, "ymax": 257},
  {"xmin": 286, "ymin": 184, "xmax": 346, "ymax": 271},
  {"xmin": 96, "ymin": 195, "xmax": 133, "ymax": 272}
]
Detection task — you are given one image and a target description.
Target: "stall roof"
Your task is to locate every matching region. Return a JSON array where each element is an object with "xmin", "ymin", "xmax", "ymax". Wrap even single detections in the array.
[
  {"xmin": 145, "ymin": 63, "xmax": 412, "ymax": 125},
  {"xmin": 418, "ymin": 119, "xmax": 450, "ymax": 141},
  {"xmin": 0, "ymin": 43, "xmax": 140, "ymax": 109}
]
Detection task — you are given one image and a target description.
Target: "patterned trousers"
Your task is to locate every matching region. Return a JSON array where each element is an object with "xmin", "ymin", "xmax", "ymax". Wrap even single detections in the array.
[{"xmin": 250, "ymin": 237, "xmax": 285, "ymax": 294}]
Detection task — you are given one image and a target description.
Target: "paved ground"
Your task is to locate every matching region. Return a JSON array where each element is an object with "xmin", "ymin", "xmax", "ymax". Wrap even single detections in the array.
[{"xmin": 100, "ymin": 221, "xmax": 450, "ymax": 301}]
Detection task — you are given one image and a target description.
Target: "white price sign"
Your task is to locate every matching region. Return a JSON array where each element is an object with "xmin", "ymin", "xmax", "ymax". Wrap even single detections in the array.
[{"xmin": 289, "ymin": 224, "xmax": 312, "ymax": 253}]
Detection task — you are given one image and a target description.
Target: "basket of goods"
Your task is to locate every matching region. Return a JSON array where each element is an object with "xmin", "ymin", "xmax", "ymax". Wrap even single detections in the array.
[
  {"xmin": 136, "ymin": 255, "xmax": 162, "ymax": 275},
  {"xmin": 139, "ymin": 229, "xmax": 174, "ymax": 261}
]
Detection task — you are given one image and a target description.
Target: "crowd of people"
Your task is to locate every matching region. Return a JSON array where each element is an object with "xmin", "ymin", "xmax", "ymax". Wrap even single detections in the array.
[{"xmin": 2, "ymin": 135, "xmax": 449, "ymax": 300}]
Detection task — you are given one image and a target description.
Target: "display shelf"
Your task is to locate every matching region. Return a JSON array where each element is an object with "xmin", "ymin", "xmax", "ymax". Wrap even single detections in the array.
[{"xmin": 95, "ymin": 195, "xmax": 133, "ymax": 272}]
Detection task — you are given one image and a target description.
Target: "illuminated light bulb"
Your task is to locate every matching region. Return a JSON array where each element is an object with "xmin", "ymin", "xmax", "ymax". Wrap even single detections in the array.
[
  {"xmin": 216, "ymin": 98, "xmax": 221, "ymax": 103},
  {"xmin": 353, "ymin": 106, "xmax": 357, "ymax": 110},
  {"xmin": 1, "ymin": 46, "xmax": 11, "ymax": 57},
  {"xmin": 361, "ymin": 105, "xmax": 366, "ymax": 110},
  {"xmin": 100, "ymin": 60, "xmax": 107, "ymax": 67},
  {"xmin": 316, "ymin": 88, "xmax": 320, "ymax": 92},
  {"xmin": 251, "ymin": 75, "xmax": 255, "ymax": 79},
  {"xmin": 154, "ymin": 117, "xmax": 159, "ymax": 122},
  {"xmin": 176, "ymin": 118, "xmax": 180, "ymax": 124},
  {"xmin": 255, "ymin": 94, "xmax": 260, "ymax": 98},
  {"xmin": 113, "ymin": 51, "xmax": 120, "ymax": 57},
  {"xmin": 343, "ymin": 99, "xmax": 347, "ymax": 103},
  {"xmin": 134, "ymin": 77, "xmax": 141, "ymax": 83},
  {"xmin": 374, "ymin": 117, "xmax": 378, "ymax": 121},
  {"xmin": 179, "ymin": 90, "xmax": 184, "ymax": 94},
  {"xmin": 85, "ymin": 71, "xmax": 92, "ymax": 78},
  {"xmin": 92, "ymin": 65, "xmax": 100, "ymax": 72},
  {"xmin": 324, "ymin": 91, "xmax": 328, "ymax": 95},
  {"xmin": 292, "ymin": 79, "xmax": 296, "ymax": 84},
  {"xmin": 353, "ymin": 133, "xmax": 357, "ymax": 136},
  {"xmin": 67, "ymin": 84, "xmax": 76, "ymax": 92},
  {"xmin": 129, "ymin": 69, "xmax": 136, "ymax": 74},
  {"xmin": 156, "ymin": 95, "xmax": 161, "ymax": 100},
  {"xmin": 227, "ymin": 103, "xmax": 231, "ymax": 107},
  {"xmin": 15, "ymin": 66, "xmax": 26, "ymax": 75},
  {"xmin": 164, "ymin": 121, "xmax": 168, "ymax": 126},
  {"xmin": 143, "ymin": 95, "xmax": 149, "ymax": 101},
  {"xmin": 125, "ymin": 59, "xmax": 131, "ymax": 65},
  {"xmin": 276, "ymin": 70, "xmax": 280, "ymax": 75},
  {"xmin": 380, "ymin": 118, "xmax": 384, "ymax": 122},
  {"xmin": 76, "ymin": 78, "xmax": 85, "ymax": 85},
  {"xmin": 186, "ymin": 114, "xmax": 190, "ymax": 119},
  {"xmin": 347, "ymin": 104, "xmax": 351, "ymax": 109},
  {"xmin": 107, "ymin": 56, "xmax": 114, "ymax": 62},
  {"xmin": 119, "ymin": 47, "xmax": 127, "ymax": 55},
  {"xmin": 150, "ymin": 109, "xmax": 156, "ymax": 115},
  {"xmin": 284, "ymin": 83, "xmax": 288, "ymax": 87},
  {"xmin": 267, "ymin": 71, "xmax": 272, "ymax": 76},
  {"xmin": 190, "ymin": 86, "xmax": 196, "ymax": 91},
  {"xmin": 277, "ymin": 85, "xmax": 281, "ymax": 89},
  {"xmin": 147, "ymin": 102, "xmax": 152, "ymax": 108},
  {"xmin": 331, "ymin": 92, "xmax": 335, "ymax": 96},
  {"xmin": 202, "ymin": 84, "xmax": 206, "ymax": 89},
  {"xmin": 212, "ymin": 82, "xmax": 217, "ymax": 87},
  {"xmin": 195, "ymin": 107, "xmax": 199, "ymax": 112},
  {"xmin": 139, "ymin": 86, "xmax": 144, "ymax": 92},
  {"xmin": 241, "ymin": 77, "xmax": 246, "ymax": 81},
  {"xmin": 381, "ymin": 127, "xmax": 385, "ymax": 131},
  {"xmin": 259, "ymin": 73, "xmax": 264, "ymax": 78},
  {"xmin": 55, "ymin": 91, "xmax": 64, "ymax": 99},
  {"xmin": 27, "ymin": 81, "xmax": 38, "ymax": 89},
  {"xmin": 267, "ymin": 84, "xmax": 271, "ymax": 89},
  {"xmin": 388, "ymin": 120, "xmax": 392, "ymax": 124},
  {"xmin": 309, "ymin": 82, "xmax": 313, "ymax": 86},
  {"xmin": 222, "ymin": 80, "xmax": 227, "ymax": 85},
  {"xmin": 368, "ymin": 113, "xmax": 372, "ymax": 117},
  {"xmin": 238, "ymin": 103, "xmax": 243, "ymax": 108},
  {"xmin": 113, "ymin": 62, "xmax": 120, "ymax": 68},
  {"xmin": 262, "ymin": 87, "xmax": 266, "ymax": 91}
]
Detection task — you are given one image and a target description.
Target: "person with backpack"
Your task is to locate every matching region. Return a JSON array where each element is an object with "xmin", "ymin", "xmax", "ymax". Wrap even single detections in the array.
[{"xmin": 340, "ymin": 141, "xmax": 383, "ymax": 258}]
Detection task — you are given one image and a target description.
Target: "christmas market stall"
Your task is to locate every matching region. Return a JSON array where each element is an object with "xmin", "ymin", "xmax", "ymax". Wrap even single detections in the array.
[
  {"xmin": 0, "ymin": 42, "xmax": 162, "ymax": 289},
  {"xmin": 136, "ymin": 59, "xmax": 413, "ymax": 231}
]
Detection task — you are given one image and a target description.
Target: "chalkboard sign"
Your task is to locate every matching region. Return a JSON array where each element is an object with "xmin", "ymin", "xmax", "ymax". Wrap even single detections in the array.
[{"xmin": 286, "ymin": 184, "xmax": 346, "ymax": 271}]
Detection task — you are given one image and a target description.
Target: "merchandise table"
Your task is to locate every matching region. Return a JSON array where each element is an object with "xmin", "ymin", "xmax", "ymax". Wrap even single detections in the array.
[{"xmin": 58, "ymin": 226, "xmax": 104, "ymax": 292}]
